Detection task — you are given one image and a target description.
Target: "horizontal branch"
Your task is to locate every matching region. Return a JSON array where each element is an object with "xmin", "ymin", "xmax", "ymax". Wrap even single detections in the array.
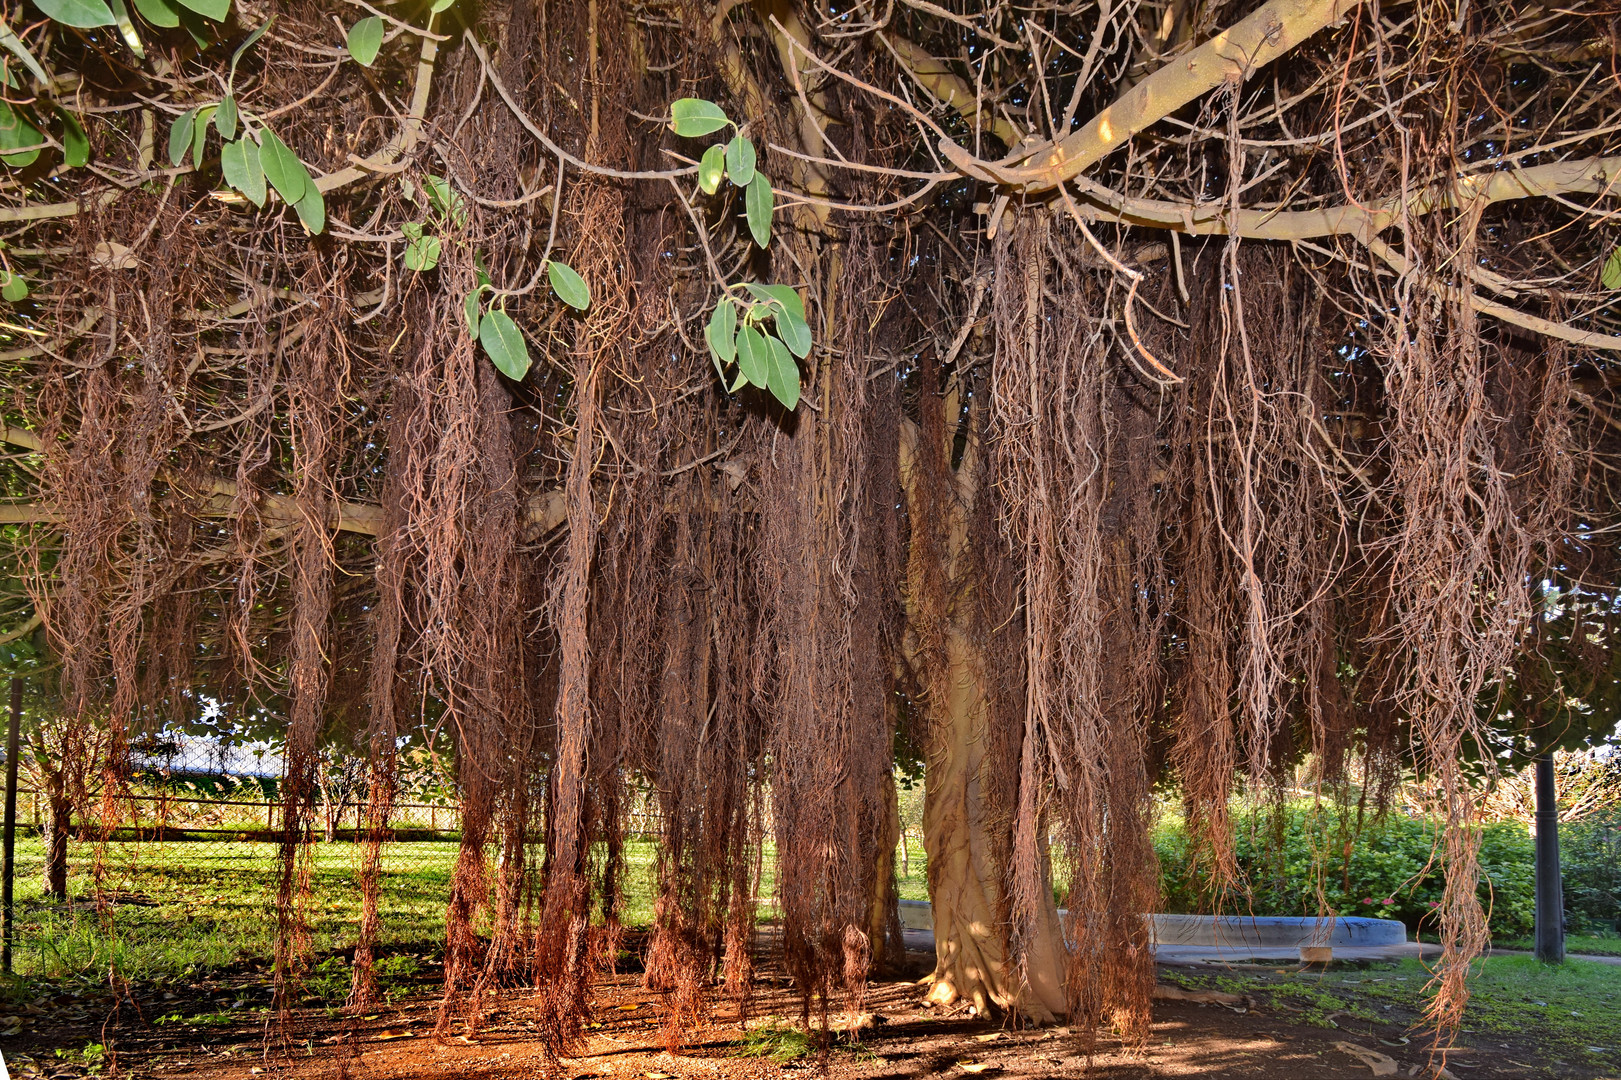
[
  {"xmin": 1064, "ymin": 155, "xmax": 1621, "ymax": 240},
  {"xmin": 938, "ymin": 0, "xmax": 1368, "ymax": 191}
]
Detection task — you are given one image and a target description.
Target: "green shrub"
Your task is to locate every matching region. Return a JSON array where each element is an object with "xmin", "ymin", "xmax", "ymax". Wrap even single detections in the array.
[
  {"xmin": 1561, "ymin": 811, "xmax": 1621, "ymax": 933},
  {"xmin": 1154, "ymin": 803, "xmax": 1534, "ymax": 937}
]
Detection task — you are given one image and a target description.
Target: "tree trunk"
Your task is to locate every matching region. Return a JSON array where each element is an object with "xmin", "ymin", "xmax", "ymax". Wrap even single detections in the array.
[
  {"xmin": 42, "ymin": 791, "xmax": 69, "ymax": 901},
  {"xmin": 920, "ymin": 624, "xmax": 1067, "ymax": 1021},
  {"xmin": 865, "ymin": 766, "xmax": 907, "ymax": 975}
]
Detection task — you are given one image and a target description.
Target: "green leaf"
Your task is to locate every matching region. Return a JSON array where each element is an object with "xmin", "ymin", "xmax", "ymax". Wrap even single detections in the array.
[
  {"xmin": 1, "ymin": 271, "xmax": 27, "ymax": 303},
  {"xmin": 705, "ymin": 301, "xmax": 736, "ymax": 367},
  {"xmin": 401, "ymin": 220, "xmax": 423, "ymax": 241},
  {"xmin": 698, "ymin": 144, "xmax": 724, "ymax": 196},
  {"xmin": 33, "ymin": 0, "xmax": 116, "ymax": 28},
  {"xmin": 763, "ymin": 332, "xmax": 799, "ymax": 410},
  {"xmin": 294, "ymin": 185, "xmax": 325, "ymax": 233},
  {"xmin": 107, "ymin": 0, "xmax": 143, "ymax": 57},
  {"xmin": 547, "ymin": 260, "xmax": 590, "ymax": 311},
  {"xmin": 131, "ymin": 0, "xmax": 179, "ymax": 27},
  {"xmin": 744, "ymin": 282, "xmax": 804, "ymax": 322},
  {"xmin": 735, "ymin": 323, "xmax": 768, "ymax": 389},
  {"xmin": 214, "ymin": 94, "xmax": 237, "ymax": 140},
  {"xmin": 257, "ymin": 128, "xmax": 308, "ymax": 206},
  {"xmin": 174, "ymin": 0, "xmax": 227, "ymax": 21},
  {"xmin": 167, "ymin": 109, "xmax": 195, "ymax": 167},
  {"xmin": 669, "ymin": 98, "xmax": 730, "ymax": 138},
  {"xmin": 403, "ymin": 232, "xmax": 440, "ymax": 272},
  {"xmin": 473, "ymin": 252, "xmax": 491, "ymax": 288},
  {"xmin": 428, "ymin": 0, "xmax": 454, "ymax": 11},
  {"xmin": 775, "ymin": 308, "xmax": 811, "ymax": 359},
  {"xmin": 191, "ymin": 104, "xmax": 216, "ymax": 165},
  {"xmin": 745, "ymin": 171, "xmax": 772, "ymax": 249},
  {"xmin": 423, "ymin": 174, "xmax": 467, "ymax": 227},
  {"xmin": 0, "ymin": 101, "xmax": 42, "ymax": 167},
  {"xmin": 175, "ymin": 5, "xmax": 210, "ymax": 47},
  {"xmin": 724, "ymin": 135, "xmax": 755, "ymax": 187},
  {"xmin": 479, "ymin": 308, "xmax": 530, "ymax": 380},
  {"xmin": 56, "ymin": 107, "xmax": 87, "ymax": 167},
  {"xmin": 1603, "ymin": 246, "xmax": 1621, "ymax": 291},
  {"xmin": 463, "ymin": 289, "xmax": 481, "ymax": 335},
  {"xmin": 228, "ymin": 17, "xmax": 273, "ymax": 85},
  {"xmin": 0, "ymin": 18, "xmax": 51, "ymax": 84},
  {"xmin": 220, "ymin": 137, "xmax": 265, "ymax": 206},
  {"xmin": 346, "ymin": 16, "xmax": 383, "ymax": 66}
]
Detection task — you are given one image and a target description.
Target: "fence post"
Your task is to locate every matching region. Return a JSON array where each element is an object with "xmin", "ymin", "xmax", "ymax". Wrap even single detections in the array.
[{"xmin": 3, "ymin": 676, "xmax": 21, "ymax": 974}]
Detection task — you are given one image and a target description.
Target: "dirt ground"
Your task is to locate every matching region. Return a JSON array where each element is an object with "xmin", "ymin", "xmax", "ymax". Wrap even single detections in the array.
[{"xmin": 1, "ymin": 946, "xmax": 1611, "ymax": 1080}]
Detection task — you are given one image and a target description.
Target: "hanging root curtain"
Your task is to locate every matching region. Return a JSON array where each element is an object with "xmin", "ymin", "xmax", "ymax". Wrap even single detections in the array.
[{"xmin": 5, "ymin": 0, "xmax": 1621, "ymax": 1056}]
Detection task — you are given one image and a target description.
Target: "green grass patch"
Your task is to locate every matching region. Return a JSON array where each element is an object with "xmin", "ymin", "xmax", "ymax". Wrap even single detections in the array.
[
  {"xmin": 1495, "ymin": 932, "xmax": 1621, "ymax": 957},
  {"xmin": 1165, "ymin": 956, "xmax": 1621, "ymax": 1069},
  {"xmin": 732, "ymin": 1024, "xmax": 818, "ymax": 1062}
]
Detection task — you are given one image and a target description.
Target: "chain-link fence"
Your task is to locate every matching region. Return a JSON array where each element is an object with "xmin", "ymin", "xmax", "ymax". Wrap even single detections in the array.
[{"xmin": 6, "ymin": 730, "xmax": 467, "ymax": 985}]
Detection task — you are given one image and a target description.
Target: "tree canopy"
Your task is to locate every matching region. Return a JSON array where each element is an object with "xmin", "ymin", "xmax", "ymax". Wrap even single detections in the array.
[{"xmin": 2, "ymin": 0, "xmax": 1621, "ymax": 1054}]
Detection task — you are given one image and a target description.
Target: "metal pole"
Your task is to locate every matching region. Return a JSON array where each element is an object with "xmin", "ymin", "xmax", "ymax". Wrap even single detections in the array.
[
  {"xmin": 3, "ymin": 677, "xmax": 21, "ymax": 973},
  {"xmin": 1534, "ymin": 753, "xmax": 1565, "ymax": 964}
]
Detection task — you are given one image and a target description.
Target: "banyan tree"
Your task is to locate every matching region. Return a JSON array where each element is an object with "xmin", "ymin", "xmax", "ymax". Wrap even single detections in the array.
[{"xmin": 3, "ymin": 0, "xmax": 1621, "ymax": 1054}]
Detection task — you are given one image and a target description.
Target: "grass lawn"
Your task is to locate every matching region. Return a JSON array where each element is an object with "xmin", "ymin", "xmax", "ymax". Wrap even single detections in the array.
[
  {"xmin": 10, "ymin": 837, "xmax": 672, "ymax": 985},
  {"xmin": 1495, "ymin": 932, "xmax": 1621, "ymax": 957},
  {"xmin": 1165, "ymin": 955, "xmax": 1621, "ymax": 1073}
]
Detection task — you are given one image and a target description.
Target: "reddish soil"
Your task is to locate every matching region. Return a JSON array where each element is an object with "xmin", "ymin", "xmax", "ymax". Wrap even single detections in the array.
[{"xmin": 0, "ymin": 953, "xmax": 1600, "ymax": 1080}]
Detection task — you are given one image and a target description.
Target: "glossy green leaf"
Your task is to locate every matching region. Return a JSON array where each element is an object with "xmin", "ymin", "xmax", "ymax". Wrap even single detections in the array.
[
  {"xmin": 775, "ymin": 308, "xmax": 811, "ymax": 359},
  {"xmin": 167, "ymin": 108, "xmax": 195, "ymax": 167},
  {"xmin": 34, "ymin": 0, "xmax": 116, "ymax": 28},
  {"xmin": 191, "ymin": 104, "xmax": 215, "ymax": 165},
  {"xmin": 423, "ymin": 174, "xmax": 468, "ymax": 228},
  {"xmin": 744, "ymin": 282, "xmax": 804, "ymax": 322},
  {"xmin": 463, "ymin": 289, "xmax": 481, "ymax": 335},
  {"xmin": 428, "ymin": 0, "xmax": 454, "ymax": 11},
  {"xmin": 724, "ymin": 135, "xmax": 755, "ymax": 187},
  {"xmin": 131, "ymin": 0, "xmax": 180, "ymax": 27},
  {"xmin": 220, "ymin": 137, "xmax": 266, "ymax": 207},
  {"xmin": 479, "ymin": 308, "xmax": 530, "ymax": 380},
  {"xmin": 735, "ymin": 323, "xmax": 768, "ymax": 389},
  {"xmin": 346, "ymin": 16, "xmax": 383, "ymax": 66},
  {"xmin": 1, "ymin": 271, "xmax": 27, "ymax": 302},
  {"xmin": 473, "ymin": 251, "xmax": 491, "ymax": 288},
  {"xmin": 403, "ymin": 232, "xmax": 440, "ymax": 272},
  {"xmin": 698, "ymin": 143, "xmax": 724, "ymax": 196},
  {"xmin": 1603, "ymin": 246, "xmax": 1621, "ymax": 291},
  {"xmin": 705, "ymin": 301, "xmax": 736, "ymax": 366},
  {"xmin": 745, "ymin": 171, "xmax": 772, "ymax": 249},
  {"xmin": 0, "ymin": 18, "xmax": 51, "ymax": 84},
  {"xmin": 228, "ymin": 17, "xmax": 273, "ymax": 85},
  {"xmin": 670, "ymin": 98, "xmax": 729, "ymax": 138},
  {"xmin": 175, "ymin": 6, "xmax": 210, "ymax": 47},
  {"xmin": 763, "ymin": 332, "xmax": 799, "ymax": 410},
  {"xmin": 56, "ymin": 107, "xmax": 88, "ymax": 167},
  {"xmin": 294, "ymin": 185, "xmax": 325, "ymax": 233},
  {"xmin": 214, "ymin": 94, "xmax": 237, "ymax": 140},
  {"xmin": 547, "ymin": 260, "xmax": 590, "ymax": 311},
  {"xmin": 0, "ymin": 101, "xmax": 43, "ymax": 167},
  {"xmin": 257, "ymin": 128, "xmax": 308, "ymax": 206},
  {"xmin": 174, "ymin": 0, "xmax": 227, "ymax": 21},
  {"xmin": 107, "ymin": 0, "xmax": 144, "ymax": 57}
]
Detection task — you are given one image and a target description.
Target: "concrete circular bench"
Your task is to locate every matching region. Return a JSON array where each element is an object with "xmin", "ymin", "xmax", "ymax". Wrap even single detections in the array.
[{"xmin": 896, "ymin": 900, "xmax": 1406, "ymax": 948}]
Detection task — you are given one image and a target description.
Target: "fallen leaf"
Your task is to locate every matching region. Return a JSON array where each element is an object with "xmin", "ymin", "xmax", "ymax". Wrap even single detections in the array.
[
  {"xmin": 960, "ymin": 1062, "xmax": 997, "ymax": 1074},
  {"xmin": 973, "ymin": 1032, "xmax": 1004, "ymax": 1043},
  {"xmin": 91, "ymin": 241, "xmax": 138, "ymax": 270},
  {"xmin": 1332, "ymin": 1040, "xmax": 1397, "ymax": 1077},
  {"xmin": 374, "ymin": 1028, "xmax": 413, "ymax": 1041}
]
